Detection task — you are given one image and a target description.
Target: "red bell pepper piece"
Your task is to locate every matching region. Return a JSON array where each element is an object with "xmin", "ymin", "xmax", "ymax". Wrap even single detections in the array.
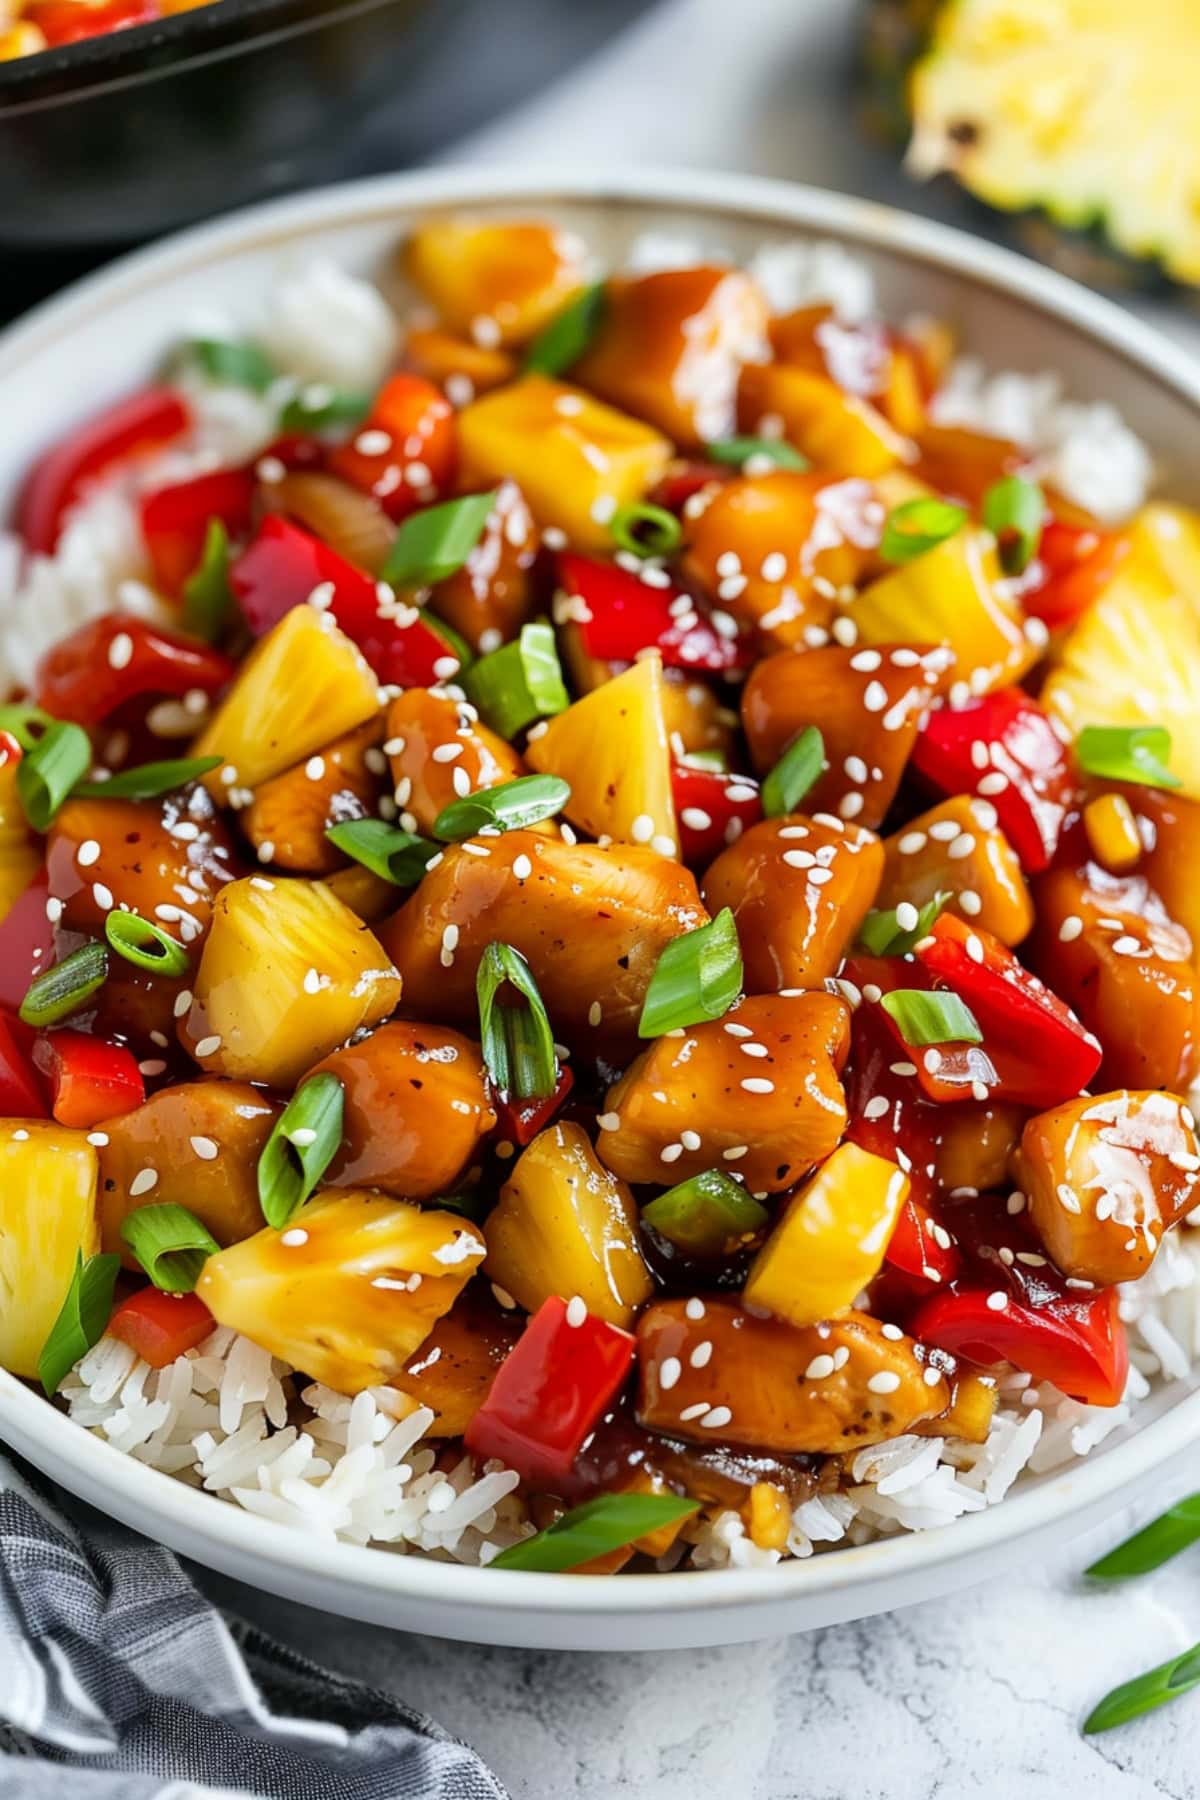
[
  {"xmin": 886, "ymin": 1195, "xmax": 962, "ymax": 1287},
  {"xmin": 17, "ymin": 387, "xmax": 190, "ymax": 555},
  {"xmin": 108, "ymin": 1288, "xmax": 215, "ymax": 1368},
  {"xmin": 328, "ymin": 374, "xmax": 456, "ymax": 522},
  {"xmin": 671, "ymin": 761, "xmax": 763, "ymax": 864},
  {"xmin": 910, "ymin": 912, "xmax": 1101, "ymax": 1108},
  {"xmin": 140, "ymin": 466, "xmax": 256, "ymax": 595},
  {"xmin": 26, "ymin": 0, "xmax": 158, "ymax": 43},
  {"xmin": 911, "ymin": 688, "xmax": 1076, "ymax": 873},
  {"xmin": 560, "ymin": 553, "xmax": 752, "ymax": 674},
  {"xmin": 257, "ymin": 433, "xmax": 326, "ymax": 474},
  {"xmin": 464, "ymin": 1295, "xmax": 636, "ymax": 1489},
  {"xmin": 0, "ymin": 869, "xmax": 55, "ymax": 1016},
  {"xmin": 32, "ymin": 1030, "xmax": 144, "ymax": 1130},
  {"xmin": 1022, "ymin": 518, "xmax": 1130, "ymax": 630},
  {"xmin": 0, "ymin": 1011, "xmax": 47, "ymax": 1116},
  {"xmin": 36, "ymin": 614, "xmax": 234, "ymax": 727},
  {"xmin": 491, "ymin": 1064, "xmax": 575, "ymax": 1149},
  {"xmin": 650, "ymin": 460, "xmax": 729, "ymax": 513},
  {"xmin": 232, "ymin": 515, "xmax": 461, "ymax": 686}
]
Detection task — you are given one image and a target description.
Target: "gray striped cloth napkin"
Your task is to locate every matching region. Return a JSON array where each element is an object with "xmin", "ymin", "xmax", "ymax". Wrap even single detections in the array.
[{"xmin": 0, "ymin": 1452, "xmax": 508, "ymax": 1799}]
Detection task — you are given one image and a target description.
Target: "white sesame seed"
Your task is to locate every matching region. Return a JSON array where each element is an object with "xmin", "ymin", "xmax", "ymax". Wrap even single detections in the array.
[
  {"xmin": 76, "ymin": 839, "xmax": 101, "ymax": 868},
  {"xmin": 740, "ymin": 1077, "xmax": 774, "ymax": 1094},
  {"xmin": 451, "ymin": 765, "xmax": 471, "ymax": 797},
  {"xmin": 864, "ymin": 1095, "xmax": 890, "ymax": 1121},
  {"xmin": 760, "ymin": 551, "xmax": 788, "ymax": 582},
  {"xmin": 739, "ymin": 1042, "xmax": 771, "ymax": 1060},
  {"xmin": 923, "ymin": 1365, "xmax": 944, "ymax": 1386},
  {"xmin": 304, "ymin": 756, "xmax": 325, "ymax": 780},
  {"xmin": 432, "ymin": 742, "xmax": 463, "ymax": 763},
  {"xmin": 924, "ymin": 1049, "xmax": 943, "ymax": 1074},
  {"xmin": 948, "ymin": 832, "xmax": 976, "ymax": 861},
  {"xmin": 129, "ymin": 1168, "xmax": 158, "ymax": 1197},
  {"xmin": 965, "ymin": 934, "xmax": 984, "ymax": 963},
  {"xmin": 805, "ymin": 1354, "xmax": 836, "ymax": 1380},
  {"xmin": 832, "ymin": 1346, "xmax": 850, "ymax": 1370},
  {"xmin": 895, "ymin": 902, "xmax": 919, "ymax": 932},
  {"xmin": 881, "ymin": 1322, "xmax": 904, "ymax": 1340},
  {"xmin": 86, "ymin": 1132, "xmax": 109, "ymax": 1147},
  {"xmin": 863, "ymin": 680, "xmax": 888, "ymax": 713},
  {"xmin": 107, "ymin": 631, "xmax": 133, "ymax": 670},
  {"xmin": 661, "ymin": 1143, "xmax": 685, "ymax": 1163},
  {"xmin": 679, "ymin": 1402, "xmax": 710, "ymax": 1422},
  {"xmin": 92, "ymin": 883, "xmax": 113, "ymax": 911},
  {"xmin": 782, "ymin": 849, "xmax": 816, "ymax": 870},
  {"xmin": 195, "ymin": 1035, "xmax": 222, "ymax": 1058},
  {"xmin": 681, "ymin": 807, "xmax": 713, "ymax": 831},
  {"xmin": 685, "ymin": 1297, "xmax": 706, "ymax": 1320},
  {"xmin": 722, "ymin": 1145, "xmax": 749, "ymax": 1161},
  {"xmin": 699, "ymin": 1405, "xmax": 732, "ymax": 1430},
  {"xmin": 1112, "ymin": 934, "xmax": 1141, "ymax": 955},
  {"xmin": 138, "ymin": 1059, "xmax": 167, "ymax": 1078},
  {"xmin": 190, "ymin": 1136, "xmax": 219, "ymax": 1161},
  {"xmin": 689, "ymin": 1340, "xmax": 714, "ymax": 1369},
  {"xmin": 897, "ymin": 831, "xmax": 927, "ymax": 856},
  {"xmin": 867, "ymin": 1371, "xmax": 901, "ymax": 1394},
  {"xmin": 959, "ymin": 889, "xmax": 982, "ymax": 916},
  {"xmin": 597, "ymin": 1111, "xmax": 620, "ymax": 1131},
  {"xmin": 651, "ymin": 835, "xmax": 677, "ymax": 858},
  {"xmin": 630, "ymin": 813, "xmax": 655, "ymax": 843},
  {"xmin": 1058, "ymin": 915, "xmax": 1083, "ymax": 943},
  {"xmin": 986, "ymin": 1290, "xmax": 1009, "ymax": 1311},
  {"xmin": 565, "ymin": 1295, "xmax": 587, "ymax": 1328},
  {"xmin": 971, "ymin": 1079, "xmax": 990, "ymax": 1102},
  {"xmin": 659, "ymin": 1356, "xmax": 682, "ymax": 1390}
]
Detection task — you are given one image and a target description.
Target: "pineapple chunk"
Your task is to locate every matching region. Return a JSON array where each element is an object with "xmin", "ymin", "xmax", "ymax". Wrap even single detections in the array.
[
  {"xmin": 241, "ymin": 717, "xmax": 385, "ymax": 874},
  {"xmin": 1134, "ymin": 502, "xmax": 1200, "ymax": 607},
  {"xmin": 385, "ymin": 686, "xmax": 526, "ymax": 836},
  {"xmin": 914, "ymin": 1372, "xmax": 997, "ymax": 1444},
  {"xmin": 191, "ymin": 605, "xmax": 380, "ymax": 794},
  {"xmin": 877, "ymin": 794, "xmax": 1033, "ymax": 946},
  {"xmin": 404, "ymin": 325, "xmax": 516, "ymax": 396},
  {"xmin": 457, "ymin": 375, "xmax": 671, "ymax": 551},
  {"xmin": 323, "ymin": 862, "xmax": 397, "ymax": 923},
  {"xmin": 180, "ymin": 876, "xmax": 402, "ymax": 1086},
  {"xmin": 197, "ymin": 1191, "xmax": 485, "ymax": 1393},
  {"xmin": 484, "ymin": 1121, "xmax": 652, "ymax": 1328},
  {"xmin": 847, "ymin": 529, "xmax": 1037, "ymax": 694},
  {"xmin": 739, "ymin": 362, "xmax": 912, "ymax": 476},
  {"xmin": 525, "ymin": 654, "xmax": 678, "ymax": 853},
  {"xmin": 743, "ymin": 1142, "xmax": 909, "ymax": 1328},
  {"xmin": 0, "ymin": 1122, "xmax": 98, "ymax": 1379},
  {"xmin": 1082, "ymin": 793, "xmax": 1143, "ymax": 874},
  {"xmin": 403, "ymin": 218, "xmax": 587, "ymax": 345},
  {"xmin": 1042, "ymin": 526, "xmax": 1200, "ymax": 798},
  {"xmin": 0, "ymin": 742, "xmax": 38, "ymax": 925}
]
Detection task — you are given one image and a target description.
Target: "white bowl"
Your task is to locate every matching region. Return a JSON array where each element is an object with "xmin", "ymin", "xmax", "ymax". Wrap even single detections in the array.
[{"xmin": 3, "ymin": 167, "xmax": 1200, "ymax": 1651}]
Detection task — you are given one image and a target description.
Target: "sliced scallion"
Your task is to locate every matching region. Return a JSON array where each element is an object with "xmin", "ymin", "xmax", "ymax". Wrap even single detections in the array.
[
  {"xmin": 641, "ymin": 1169, "xmax": 769, "ymax": 1258},
  {"xmin": 0, "ymin": 703, "xmax": 56, "ymax": 752},
  {"xmin": 325, "ymin": 819, "xmax": 439, "ymax": 886},
  {"xmin": 1076, "ymin": 724, "xmax": 1181, "ymax": 791},
  {"xmin": 880, "ymin": 497, "xmax": 967, "ymax": 565},
  {"xmin": 182, "ymin": 518, "xmax": 235, "ymax": 644},
  {"xmin": 1083, "ymin": 1641, "xmax": 1200, "ymax": 1735},
  {"xmin": 186, "ymin": 337, "xmax": 277, "ymax": 393},
  {"xmin": 638, "ymin": 907, "xmax": 742, "ymax": 1038},
  {"xmin": 462, "ymin": 622, "xmax": 569, "ymax": 738},
  {"xmin": 523, "ymin": 282, "xmax": 607, "ymax": 376},
  {"xmin": 880, "ymin": 988, "xmax": 982, "ymax": 1047},
  {"xmin": 257, "ymin": 1073, "xmax": 345, "ymax": 1230},
  {"xmin": 490, "ymin": 1492, "xmax": 700, "ymax": 1572},
  {"xmin": 609, "ymin": 502, "xmax": 683, "ymax": 560},
  {"xmin": 858, "ymin": 891, "xmax": 952, "ymax": 958},
  {"xmin": 120, "ymin": 1203, "xmax": 220, "ymax": 1293},
  {"xmin": 705, "ymin": 437, "xmax": 807, "ymax": 472},
  {"xmin": 38, "ymin": 1249, "xmax": 120, "ymax": 1396},
  {"xmin": 279, "ymin": 387, "xmax": 371, "ymax": 434},
  {"xmin": 19, "ymin": 942, "xmax": 108, "ymax": 1029},
  {"xmin": 1086, "ymin": 1496, "xmax": 1200, "ymax": 1580},
  {"xmin": 476, "ymin": 941, "xmax": 557, "ymax": 1101},
  {"xmin": 17, "ymin": 720, "xmax": 92, "ymax": 831},
  {"xmin": 105, "ymin": 911, "xmax": 190, "ymax": 978},
  {"xmin": 381, "ymin": 491, "xmax": 498, "ymax": 590},
  {"xmin": 983, "ymin": 474, "xmax": 1045, "ymax": 576},
  {"xmin": 761, "ymin": 725, "xmax": 824, "ymax": 818},
  {"xmin": 75, "ymin": 755, "xmax": 222, "ymax": 803},
  {"xmin": 433, "ymin": 773, "xmax": 570, "ymax": 843}
]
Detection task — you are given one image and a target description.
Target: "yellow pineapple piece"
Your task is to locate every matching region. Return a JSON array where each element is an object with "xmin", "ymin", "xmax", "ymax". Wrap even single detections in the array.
[
  {"xmin": 483, "ymin": 1121, "xmax": 652, "ymax": 1329},
  {"xmin": 740, "ymin": 362, "xmax": 912, "ymax": 477},
  {"xmin": 192, "ymin": 606, "xmax": 379, "ymax": 794},
  {"xmin": 1042, "ymin": 538, "xmax": 1200, "ymax": 799},
  {"xmin": 0, "ymin": 1123, "xmax": 99, "ymax": 1379},
  {"xmin": 323, "ymin": 862, "xmax": 398, "ymax": 923},
  {"xmin": 525, "ymin": 653, "xmax": 678, "ymax": 854},
  {"xmin": 743, "ymin": 1141, "xmax": 909, "ymax": 1328},
  {"xmin": 197, "ymin": 1191, "xmax": 485, "ymax": 1393},
  {"xmin": 1134, "ymin": 502, "xmax": 1200, "ymax": 609},
  {"xmin": 457, "ymin": 375, "xmax": 671, "ymax": 551},
  {"xmin": 179, "ymin": 876, "xmax": 402, "ymax": 1086},
  {"xmin": 877, "ymin": 794, "xmax": 1034, "ymax": 947},
  {"xmin": 403, "ymin": 219, "xmax": 587, "ymax": 346},
  {"xmin": 0, "ymin": 23, "xmax": 45, "ymax": 58},
  {"xmin": 846, "ymin": 528, "xmax": 1038, "ymax": 694},
  {"xmin": 1083, "ymin": 793, "xmax": 1143, "ymax": 873},
  {"xmin": 0, "ymin": 747, "xmax": 39, "ymax": 924}
]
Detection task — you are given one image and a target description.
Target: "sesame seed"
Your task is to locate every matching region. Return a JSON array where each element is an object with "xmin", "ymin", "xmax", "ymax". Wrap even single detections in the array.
[
  {"xmin": 1112, "ymin": 934, "xmax": 1141, "ymax": 955},
  {"xmin": 451, "ymin": 765, "xmax": 471, "ymax": 797},
  {"xmin": 565, "ymin": 1295, "xmax": 587, "ymax": 1328},
  {"xmin": 432, "ymin": 742, "xmax": 463, "ymax": 763},
  {"xmin": 681, "ymin": 807, "xmax": 713, "ymax": 831},
  {"xmin": 107, "ymin": 631, "xmax": 133, "ymax": 670},
  {"xmin": 722, "ymin": 1145, "xmax": 749, "ymax": 1161},
  {"xmin": 92, "ymin": 883, "xmax": 113, "ymax": 911},
  {"xmin": 661, "ymin": 1143, "xmax": 684, "ymax": 1163},
  {"xmin": 959, "ymin": 889, "xmax": 982, "ymax": 916},
  {"xmin": 305, "ymin": 756, "xmax": 326, "ymax": 780},
  {"xmin": 864, "ymin": 1095, "xmax": 890, "ymax": 1121},
  {"xmin": 805, "ymin": 1354, "xmax": 836, "ymax": 1380},
  {"xmin": 138, "ymin": 1059, "xmax": 167, "ymax": 1078},
  {"xmin": 971, "ymin": 1080, "xmax": 990, "ymax": 1102},
  {"xmin": 897, "ymin": 831, "xmax": 927, "ymax": 856},
  {"xmin": 191, "ymin": 1136, "xmax": 219, "ymax": 1160},
  {"xmin": 651, "ymin": 834, "xmax": 677, "ymax": 858},
  {"xmin": 808, "ymin": 867, "xmax": 834, "ymax": 886},
  {"xmin": 679, "ymin": 1402, "xmax": 710, "ymax": 1422},
  {"xmin": 924, "ymin": 1049, "xmax": 943, "ymax": 1073},
  {"xmin": 850, "ymin": 649, "xmax": 882, "ymax": 673},
  {"xmin": 45, "ymin": 896, "xmax": 64, "ymax": 923},
  {"xmin": 986, "ymin": 1291, "xmax": 1008, "ymax": 1311},
  {"xmin": 740, "ymin": 1077, "xmax": 775, "ymax": 1094},
  {"xmin": 832, "ymin": 1346, "xmax": 850, "ymax": 1370},
  {"xmin": 965, "ymin": 934, "xmax": 984, "ymax": 963},
  {"xmin": 699, "ymin": 1405, "xmax": 732, "ymax": 1430},
  {"xmin": 86, "ymin": 1132, "xmax": 109, "ymax": 1147},
  {"xmin": 129, "ymin": 1168, "xmax": 158, "ymax": 1197},
  {"xmin": 881, "ymin": 1322, "xmax": 904, "ymax": 1340},
  {"xmin": 867, "ymin": 1371, "xmax": 901, "ymax": 1394},
  {"xmin": 597, "ymin": 1111, "xmax": 620, "ymax": 1132},
  {"xmin": 660, "ymin": 1356, "xmax": 682, "ymax": 1390},
  {"xmin": 782, "ymin": 848, "xmax": 816, "ymax": 870},
  {"xmin": 890, "ymin": 1061, "xmax": 917, "ymax": 1077},
  {"xmin": 895, "ymin": 902, "xmax": 919, "ymax": 932},
  {"xmin": 689, "ymin": 1340, "xmax": 714, "ymax": 1369},
  {"xmin": 739, "ymin": 1042, "xmax": 770, "ymax": 1059},
  {"xmin": 863, "ymin": 680, "xmax": 888, "ymax": 712},
  {"xmin": 685, "ymin": 1297, "xmax": 706, "ymax": 1320},
  {"xmin": 195, "ymin": 1035, "xmax": 222, "ymax": 1058},
  {"xmin": 923, "ymin": 1365, "xmax": 944, "ymax": 1386},
  {"xmin": 630, "ymin": 813, "xmax": 655, "ymax": 843},
  {"xmin": 76, "ymin": 839, "xmax": 101, "ymax": 868},
  {"xmin": 948, "ymin": 832, "xmax": 976, "ymax": 860}
]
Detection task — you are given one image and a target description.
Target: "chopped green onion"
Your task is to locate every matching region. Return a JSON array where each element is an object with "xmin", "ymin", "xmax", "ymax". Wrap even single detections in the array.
[
  {"xmin": 880, "ymin": 989, "xmax": 983, "ymax": 1047},
  {"xmin": 858, "ymin": 891, "xmax": 952, "ymax": 957},
  {"xmin": 38, "ymin": 1249, "xmax": 121, "ymax": 1396},
  {"xmin": 523, "ymin": 281, "xmax": 607, "ymax": 376},
  {"xmin": 490, "ymin": 1492, "xmax": 700, "ymax": 1572},
  {"xmin": 880, "ymin": 497, "xmax": 967, "ymax": 564},
  {"xmin": 609, "ymin": 502, "xmax": 683, "ymax": 560},
  {"xmin": 1076, "ymin": 724, "xmax": 1181, "ymax": 791},
  {"xmin": 1083, "ymin": 1641, "xmax": 1200, "ymax": 1735},
  {"xmin": 182, "ymin": 518, "xmax": 235, "ymax": 644},
  {"xmin": 1086, "ymin": 1496, "xmax": 1200, "ymax": 1580},
  {"xmin": 104, "ymin": 911, "xmax": 190, "ymax": 978},
  {"xmin": 761, "ymin": 725, "xmax": 824, "ymax": 818},
  {"xmin": 17, "ymin": 720, "xmax": 92, "ymax": 831},
  {"xmin": 678, "ymin": 748, "xmax": 729, "ymax": 774},
  {"xmin": 705, "ymin": 436, "xmax": 808, "ymax": 472},
  {"xmin": 257, "ymin": 1073, "xmax": 345, "ymax": 1230},
  {"xmin": 19, "ymin": 942, "xmax": 108, "ymax": 1028},
  {"xmin": 639, "ymin": 907, "xmax": 742, "ymax": 1038},
  {"xmin": 74, "ymin": 755, "xmax": 223, "ymax": 802},
  {"xmin": 279, "ymin": 387, "xmax": 371, "ymax": 434},
  {"xmin": 462, "ymin": 622, "xmax": 569, "ymax": 738},
  {"xmin": 120, "ymin": 1203, "xmax": 220, "ymax": 1293},
  {"xmin": 185, "ymin": 337, "xmax": 277, "ymax": 392},
  {"xmin": 476, "ymin": 942, "xmax": 557, "ymax": 1101},
  {"xmin": 0, "ymin": 703, "xmax": 56, "ymax": 752},
  {"xmin": 325, "ymin": 819, "xmax": 439, "ymax": 886},
  {"xmin": 433, "ymin": 773, "xmax": 570, "ymax": 843},
  {"xmin": 425, "ymin": 612, "xmax": 474, "ymax": 676},
  {"xmin": 983, "ymin": 474, "xmax": 1045, "ymax": 576},
  {"xmin": 641, "ymin": 1169, "xmax": 769, "ymax": 1258},
  {"xmin": 381, "ymin": 491, "xmax": 498, "ymax": 590}
]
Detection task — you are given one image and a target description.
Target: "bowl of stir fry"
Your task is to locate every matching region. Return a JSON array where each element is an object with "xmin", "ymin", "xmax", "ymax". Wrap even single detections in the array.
[{"xmin": 2, "ymin": 168, "xmax": 1200, "ymax": 1649}]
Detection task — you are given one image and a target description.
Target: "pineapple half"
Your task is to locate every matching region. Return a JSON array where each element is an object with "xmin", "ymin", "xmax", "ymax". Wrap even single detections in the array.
[{"xmin": 888, "ymin": 0, "xmax": 1200, "ymax": 289}]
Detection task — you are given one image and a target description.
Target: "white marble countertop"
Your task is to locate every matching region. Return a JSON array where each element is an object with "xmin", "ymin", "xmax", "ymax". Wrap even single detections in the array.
[{"xmin": 207, "ymin": 1, "xmax": 1200, "ymax": 1791}]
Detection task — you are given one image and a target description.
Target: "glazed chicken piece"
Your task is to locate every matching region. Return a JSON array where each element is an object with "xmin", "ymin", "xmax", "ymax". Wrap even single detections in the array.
[
  {"xmin": 876, "ymin": 794, "xmax": 1034, "ymax": 947},
  {"xmin": 390, "ymin": 1287, "xmax": 522, "ymax": 1436},
  {"xmin": 378, "ymin": 829, "xmax": 708, "ymax": 1050},
  {"xmin": 1014, "ymin": 1089, "xmax": 1200, "ymax": 1286},
  {"xmin": 637, "ymin": 1300, "xmax": 949, "ymax": 1454},
  {"xmin": 740, "ymin": 641, "xmax": 954, "ymax": 828},
  {"xmin": 404, "ymin": 325, "xmax": 516, "ymax": 398},
  {"xmin": 308, "ymin": 1019, "xmax": 495, "ymax": 1200},
  {"xmin": 241, "ymin": 716, "xmax": 386, "ymax": 874},
  {"xmin": 702, "ymin": 813, "xmax": 883, "ymax": 991},
  {"xmin": 384, "ymin": 687, "xmax": 528, "ymax": 837},
  {"xmin": 597, "ymin": 990, "xmax": 850, "ymax": 1196},
  {"xmin": 572, "ymin": 265, "xmax": 769, "ymax": 447},
  {"xmin": 429, "ymin": 480, "xmax": 540, "ymax": 654}
]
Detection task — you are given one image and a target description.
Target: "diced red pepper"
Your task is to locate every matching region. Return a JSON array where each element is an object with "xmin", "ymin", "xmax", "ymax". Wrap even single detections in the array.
[
  {"xmin": 32, "ymin": 1030, "xmax": 144, "ymax": 1130},
  {"xmin": 1022, "ymin": 518, "xmax": 1131, "ymax": 630},
  {"xmin": 560, "ymin": 553, "xmax": 752, "ymax": 674},
  {"xmin": 36, "ymin": 614, "xmax": 234, "ymax": 727},
  {"xmin": 140, "ymin": 466, "xmax": 255, "ymax": 595},
  {"xmin": 257, "ymin": 433, "xmax": 326, "ymax": 474},
  {"xmin": 671, "ymin": 761, "xmax": 763, "ymax": 865},
  {"xmin": 0, "ymin": 1010, "xmax": 47, "ymax": 1116},
  {"xmin": 491, "ymin": 1063, "xmax": 575, "ymax": 1149},
  {"xmin": 911, "ymin": 687, "xmax": 1076, "ymax": 873},
  {"xmin": 26, "ymin": 0, "xmax": 158, "ymax": 43},
  {"xmin": 231, "ymin": 515, "xmax": 461, "ymax": 686},
  {"xmin": 0, "ymin": 869, "xmax": 55, "ymax": 1016},
  {"xmin": 886, "ymin": 1194, "xmax": 962, "ymax": 1288},
  {"xmin": 464, "ymin": 1295, "xmax": 636, "ymax": 1489},
  {"xmin": 328, "ymin": 374, "xmax": 456, "ymax": 522},
  {"xmin": 650, "ymin": 460, "xmax": 729, "ymax": 513},
  {"xmin": 17, "ymin": 387, "xmax": 190, "ymax": 555},
  {"xmin": 108, "ymin": 1288, "xmax": 215, "ymax": 1368}
]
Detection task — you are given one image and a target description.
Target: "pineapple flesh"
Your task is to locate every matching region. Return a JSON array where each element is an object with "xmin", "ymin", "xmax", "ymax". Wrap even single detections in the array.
[{"xmin": 0, "ymin": 1123, "xmax": 99, "ymax": 1379}]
